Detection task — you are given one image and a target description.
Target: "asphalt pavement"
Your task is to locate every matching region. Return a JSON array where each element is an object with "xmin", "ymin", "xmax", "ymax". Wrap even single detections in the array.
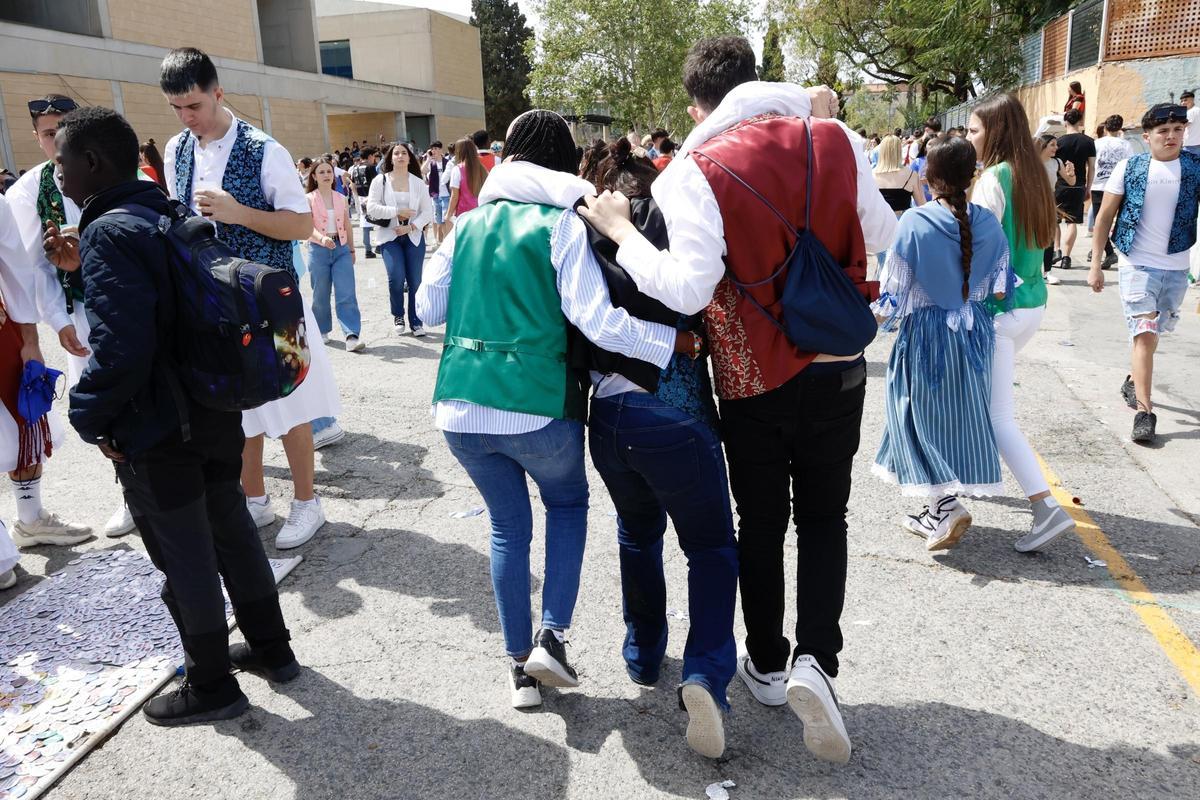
[{"xmin": 5, "ymin": 229, "xmax": 1200, "ymax": 800}]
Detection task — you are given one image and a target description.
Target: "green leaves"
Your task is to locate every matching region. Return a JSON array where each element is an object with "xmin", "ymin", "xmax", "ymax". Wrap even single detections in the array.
[{"xmin": 471, "ymin": 0, "xmax": 535, "ymax": 140}]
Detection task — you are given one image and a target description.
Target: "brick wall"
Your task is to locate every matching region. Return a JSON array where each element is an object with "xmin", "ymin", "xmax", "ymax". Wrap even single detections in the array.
[
  {"xmin": 327, "ymin": 112, "xmax": 398, "ymax": 151},
  {"xmin": 267, "ymin": 98, "xmax": 327, "ymax": 159},
  {"xmin": 107, "ymin": 0, "xmax": 259, "ymax": 61},
  {"xmin": 0, "ymin": 72, "xmax": 114, "ymax": 170}
]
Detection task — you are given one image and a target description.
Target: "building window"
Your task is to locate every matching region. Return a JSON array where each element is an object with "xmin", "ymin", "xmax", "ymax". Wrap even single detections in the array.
[
  {"xmin": 320, "ymin": 41, "xmax": 353, "ymax": 79},
  {"xmin": 1, "ymin": 0, "xmax": 102, "ymax": 37}
]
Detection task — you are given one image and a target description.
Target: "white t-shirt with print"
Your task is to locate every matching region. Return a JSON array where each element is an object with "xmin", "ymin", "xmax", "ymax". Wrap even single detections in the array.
[
  {"xmin": 1092, "ymin": 137, "xmax": 1132, "ymax": 191},
  {"xmin": 1106, "ymin": 157, "xmax": 1190, "ymax": 271}
]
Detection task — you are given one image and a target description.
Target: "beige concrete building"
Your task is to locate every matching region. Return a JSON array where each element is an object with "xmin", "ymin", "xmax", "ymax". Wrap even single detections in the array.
[{"xmin": 0, "ymin": 0, "xmax": 485, "ymax": 172}]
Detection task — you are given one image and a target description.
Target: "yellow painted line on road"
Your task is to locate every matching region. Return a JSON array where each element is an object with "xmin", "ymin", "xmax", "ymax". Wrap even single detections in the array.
[{"xmin": 1038, "ymin": 455, "xmax": 1200, "ymax": 694}]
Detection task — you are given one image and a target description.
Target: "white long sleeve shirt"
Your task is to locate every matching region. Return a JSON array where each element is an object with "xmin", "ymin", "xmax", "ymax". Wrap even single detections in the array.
[
  {"xmin": 416, "ymin": 161, "xmax": 676, "ymax": 434},
  {"xmin": 613, "ymin": 82, "xmax": 898, "ymax": 316},
  {"xmin": 5, "ymin": 161, "xmax": 76, "ymax": 332},
  {"xmin": 365, "ymin": 171, "xmax": 434, "ymax": 247}
]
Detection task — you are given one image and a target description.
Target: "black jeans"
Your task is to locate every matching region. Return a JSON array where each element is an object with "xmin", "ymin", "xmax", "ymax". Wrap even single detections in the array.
[
  {"xmin": 719, "ymin": 360, "xmax": 866, "ymax": 677},
  {"xmin": 1089, "ymin": 190, "xmax": 1115, "ymax": 258},
  {"xmin": 115, "ymin": 409, "xmax": 290, "ymax": 686}
]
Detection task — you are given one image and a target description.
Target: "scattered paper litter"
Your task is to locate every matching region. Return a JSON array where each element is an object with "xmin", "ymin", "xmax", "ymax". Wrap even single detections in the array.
[
  {"xmin": 450, "ymin": 507, "xmax": 485, "ymax": 519},
  {"xmin": 1084, "ymin": 556, "xmax": 1107, "ymax": 568},
  {"xmin": 705, "ymin": 780, "xmax": 736, "ymax": 799},
  {"xmin": 666, "ymin": 608, "xmax": 689, "ymax": 621},
  {"xmin": 850, "ymin": 620, "xmax": 874, "ymax": 626},
  {"xmin": 1059, "ymin": 340, "xmax": 1075, "ymax": 347}
]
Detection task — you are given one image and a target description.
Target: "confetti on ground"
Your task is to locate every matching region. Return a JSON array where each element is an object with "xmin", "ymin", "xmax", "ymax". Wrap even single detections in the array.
[
  {"xmin": 705, "ymin": 779, "xmax": 736, "ymax": 799},
  {"xmin": 666, "ymin": 608, "xmax": 689, "ymax": 621},
  {"xmin": 1084, "ymin": 556, "xmax": 1107, "ymax": 568},
  {"xmin": 450, "ymin": 508, "xmax": 485, "ymax": 519}
]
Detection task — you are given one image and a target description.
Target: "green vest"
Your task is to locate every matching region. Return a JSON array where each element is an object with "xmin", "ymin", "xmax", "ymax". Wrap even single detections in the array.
[
  {"xmin": 432, "ymin": 200, "xmax": 585, "ymax": 421},
  {"xmin": 985, "ymin": 162, "xmax": 1047, "ymax": 313}
]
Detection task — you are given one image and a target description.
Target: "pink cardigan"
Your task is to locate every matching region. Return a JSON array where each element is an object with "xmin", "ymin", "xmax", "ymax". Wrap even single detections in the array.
[{"xmin": 307, "ymin": 190, "xmax": 350, "ymax": 245}]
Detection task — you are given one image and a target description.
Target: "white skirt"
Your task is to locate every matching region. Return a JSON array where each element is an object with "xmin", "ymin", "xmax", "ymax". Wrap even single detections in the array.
[
  {"xmin": 0, "ymin": 392, "xmax": 65, "ymax": 474},
  {"xmin": 242, "ymin": 295, "xmax": 341, "ymax": 439},
  {"xmin": 66, "ymin": 306, "xmax": 91, "ymax": 389},
  {"xmin": 0, "ymin": 520, "xmax": 16, "ymax": 575}
]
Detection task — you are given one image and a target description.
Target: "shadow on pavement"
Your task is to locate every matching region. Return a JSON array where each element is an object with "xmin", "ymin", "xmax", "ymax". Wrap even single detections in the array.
[{"xmin": 265, "ymin": 431, "xmax": 442, "ymax": 501}]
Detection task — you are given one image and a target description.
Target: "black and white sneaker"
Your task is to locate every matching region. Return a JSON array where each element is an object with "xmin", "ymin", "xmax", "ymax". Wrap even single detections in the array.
[
  {"xmin": 509, "ymin": 662, "xmax": 542, "ymax": 708},
  {"xmin": 1120, "ymin": 375, "xmax": 1137, "ymax": 409},
  {"xmin": 786, "ymin": 655, "xmax": 851, "ymax": 764},
  {"xmin": 736, "ymin": 650, "xmax": 787, "ymax": 706},
  {"xmin": 523, "ymin": 628, "xmax": 579, "ymax": 688},
  {"xmin": 393, "ymin": 316, "xmax": 405, "ymax": 334},
  {"xmin": 1132, "ymin": 411, "xmax": 1157, "ymax": 444}
]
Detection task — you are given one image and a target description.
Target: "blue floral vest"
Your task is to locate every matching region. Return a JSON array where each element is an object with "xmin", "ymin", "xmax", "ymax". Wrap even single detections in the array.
[
  {"xmin": 173, "ymin": 120, "xmax": 295, "ymax": 277},
  {"xmin": 1113, "ymin": 151, "xmax": 1200, "ymax": 256}
]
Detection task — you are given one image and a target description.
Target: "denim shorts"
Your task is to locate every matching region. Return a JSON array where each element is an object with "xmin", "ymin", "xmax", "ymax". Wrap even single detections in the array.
[
  {"xmin": 1118, "ymin": 265, "xmax": 1189, "ymax": 339},
  {"xmin": 432, "ymin": 195, "xmax": 450, "ymax": 224}
]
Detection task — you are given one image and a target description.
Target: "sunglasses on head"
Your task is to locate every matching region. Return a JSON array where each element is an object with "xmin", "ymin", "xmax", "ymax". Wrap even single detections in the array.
[
  {"xmin": 28, "ymin": 98, "xmax": 78, "ymax": 117},
  {"xmin": 1150, "ymin": 105, "xmax": 1187, "ymax": 124}
]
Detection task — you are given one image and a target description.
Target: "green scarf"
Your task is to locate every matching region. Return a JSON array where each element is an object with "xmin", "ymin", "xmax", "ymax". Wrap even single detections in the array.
[{"xmin": 36, "ymin": 163, "xmax": 84, "ymax": 313}]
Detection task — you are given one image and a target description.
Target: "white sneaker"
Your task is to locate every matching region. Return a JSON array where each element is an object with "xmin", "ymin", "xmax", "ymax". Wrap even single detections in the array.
[
  {"xmin": 736, "ymin": 650, "xmax": 787, "ymax": 706},
  {"xmin": 411, "ymin": 325, "xmax": 426, "ymax": 337},
  {"xmin": 926, "ymin": 497, "xmax": 972, "ymax": 551},
  {"xmin": 313, "ymin": 422, "xmax": 346, "ymax": 450},
  {"xmin": 247, "ymin": 497, "xmax": 276, "ymax": 529},
  {"xmin": 508, "ymin": 662, "xmax": 542, "ymax": 709},
  {"xmin": 0, "ymin": 568, "xmax": 16, "ymax": 590},
  {"xmin": 345, "ymin": 334, "xmax": 366, "ymax": 353},
  {"xmin": 1045, "ymin": 271, "xmax": 1062, "ymax": 285},
  {"xmin": 103, "ymin": 504, "xmax": 136, "ymax": 538},
  {"xmin": 680, "ymin": 683, "xmax": 725, "ymax": 759},
  {"xmin": 275, "ymin": 498, "xmax": 325, "ymax": 549},
  {"xmin": 10, "ymin": 512, "xmax": 93, "ymax": 547},
  {"xmin": 786, "ymin": 655, "xmax": 851, "ymax": 764}
]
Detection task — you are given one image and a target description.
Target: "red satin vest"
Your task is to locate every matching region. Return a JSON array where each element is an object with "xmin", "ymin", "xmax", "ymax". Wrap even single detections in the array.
[{"xmin": 693, "ymin": 115, "xmax": 872, "ymax": 400}]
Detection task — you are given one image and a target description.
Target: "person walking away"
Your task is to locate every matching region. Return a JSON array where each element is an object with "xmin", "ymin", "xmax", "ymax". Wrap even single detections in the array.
[
  {"xmin": 447, "ymin": 138, "xmax": 486, "ymax": 222},
  {"xmin": 1036, "ymin": 134, "xmax": 1074, "ymax": 284},
  {"xmin": 473, "ymin": 129, "xmax": 496, "ymax": 171},
  {"xmin": 305, "ymin": 161, "xmax": 364, "ymax": 352},
  {"xmin": 51, "ymin": 106, "xmax": 298, "ymax": 725},
  {"xmin": 653, "ymin": 139, "xmax": 676, "ymax": 171},
  {"xmin": 367, "ymin": 142, "xmax": 433, "ymax": 337},
  {"xmin": 160, "ymin": 47, "xmax": 342, "ymax": 548},
  {"xmin": 415, "ymin": 110, "xmax": 691, "ymax": 713},
  {"xmin": 1089, "ymin": 104, "xmax": 1200, "ymax": 444},
  {"xmin": 967, "ymin": 93, "xmax": 1076, "ymax": 552},
  {"xmin": 5, "ymin": 93, "xmax": 99, "ymax": 540},
  {"xmin": 873, "ymin": 135, "xmax": 1015, "ymax": 550},
  {"xmin": 580, "ymin": 138, "xmax": 738, "ymax": 758},
  {"xmin": 1090, "ymin": 115, "xmax": 1130, "ymax": 271},
  {"xmin": 1052, "ymin": 109, "xmax": 1095, "ymax": 270},
  {"xmin": 872, "ymin": 134, "xmax": 925, "ymax": 269},
  {"xmin": 581, "ymin": 37, "xmax": 896, "ymax": 764},
  {"xmin": 139, "ymin": 139, "xmax": 167, "ymax": 191}
]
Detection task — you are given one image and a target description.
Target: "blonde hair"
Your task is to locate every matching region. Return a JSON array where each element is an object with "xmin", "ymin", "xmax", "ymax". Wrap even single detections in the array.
[{"xmin": 873, "ymin": 135, "xmax": 903, "ymax": 172}]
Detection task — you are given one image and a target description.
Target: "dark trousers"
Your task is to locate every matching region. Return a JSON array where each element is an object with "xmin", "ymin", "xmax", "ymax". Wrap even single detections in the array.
[
  {"xmin": 115, "ymin": 410, "xmax": 290, "ymax": 686},
  {"xmin": 588, "ymin": 392, "xmax": 738, "ymax": 705},
  {"xmin": 719, "ymin": 360, "xmax": 867, "ymax": 678},
  {"xmin": 1089, "ymin": 190, "xmax": 1115, "ymax": 258}
]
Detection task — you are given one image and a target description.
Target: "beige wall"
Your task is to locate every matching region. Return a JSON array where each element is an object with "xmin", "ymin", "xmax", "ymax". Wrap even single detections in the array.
[
  {"xmin": 268, "ymin": 98, "xmax": 327, "ymax": 158},
  {"xmin": 0, "ymin": 72, "xmax": 114, "ymax": 170},
  {"xmin": 119, "ymin": 82, "xmax": 183, "ymax": 154},
  {"xmin": 319, "ymin": 9, "xmax": 434, "ymax": 92},
  {"xmin": 107, "ymin": 0, "xmax": 259, "ymax": 61},
  {"xmin": 435, "ymin": 115, "xmax": 487, "ymax": 147},
  {"xmin": 1016, "ymin": 66, "xmax": 1103, "ymax": 133},
  {"xmin": 430, "ymin": 13, "xmax": 483, "ymax": 100},
  {"xmin": 328, "ymin": 112, "xmax": 397, "ymax": 150}
]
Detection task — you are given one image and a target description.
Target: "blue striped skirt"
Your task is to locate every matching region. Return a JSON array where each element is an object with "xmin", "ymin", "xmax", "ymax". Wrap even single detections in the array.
[{"xmin": 873, "ymin": 304, "xmax": 1003, "ymax": 497}]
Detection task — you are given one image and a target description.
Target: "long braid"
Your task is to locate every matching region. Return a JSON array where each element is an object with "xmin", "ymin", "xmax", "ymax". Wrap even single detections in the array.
[
  {"xmin": 938, "ymin": 189, "xmax": 973, "ymax": 301},
  {"xmin": 925, "ymin": 134, "xmax": 979, "ymax": 302}
]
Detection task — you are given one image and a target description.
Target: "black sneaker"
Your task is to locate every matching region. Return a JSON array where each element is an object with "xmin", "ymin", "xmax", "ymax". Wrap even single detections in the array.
[
  {"xmin": 230, "ymin": 641, "xmax": 301, "ymax": 683},
  {"xmin": 1060, "ymin": 255, "xmax": 1072, "ymax": 270},
  {"xmin": 1132, "ymin": 411, "xmax": 1157, "ymax": 444},
  {"xmin": 143, "ymin": 677, "xmax": 248, "ymax": 726},
  {"xmin": 1120, "ymin": 375, "xmax": 1137, "ymax": 409},
  {"xmin": 1102, "ymin": 253, "xmax": 1118, "ymax": 270},
  {"xmin": 509, "ymin": 662, "xmax": 542, "ymax": 708},
  {"xmin": 523, "ymin": 628, "xmax": 579, "ymax": 688},
  {"xmin": 1086, "ymin": 250, "xmax": 1093, "ymax": 263}
]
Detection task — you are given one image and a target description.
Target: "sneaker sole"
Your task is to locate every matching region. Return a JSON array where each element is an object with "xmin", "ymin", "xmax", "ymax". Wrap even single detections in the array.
[
  {"xmin": 235, "ymin": 659, "xmax": 301, "ymax": 683},
  {"xmin": 523, "ymin": 647, "xmax": 579, "ymax": 689},
  {"xmin": 11, "ymin": 531, "xmax": 93, "ymax": 548},
  {"xmin": 680, "ymin": 684, "xmax": 725, "ymax": 758},
  {"xmin": 348, "ymin": 342, "xmax": 366, "ymax": 353},
  {"xmin": 736, "ymin": 658, "xmax": 786, "ymax": 707},
  {"xmin": 786, "ymin": 682, "xmax": 851, "ymax": 764},
  {"xmin": 927, "ymin": 513, "xmax": 972, "ymax": 552},
  {"xmin": 142, "ymin": 694, "xmax": 249, "ymax": 727},
  {"xmin": 0, "ymin": 571, "xmax": 17, "ymax": 590},
  {"xmin": 275, "ymin": 525, "xmax": 321, "ymax": 550},
  {"xmin": 511, "ymin": 684, "xmax": 543, "ymax": 709},
  {"xmin": 313, "ymin": 430, "xmax": 347, "ymax": 451},
  {"xmin": 104, "ymin": 525, "xmax": 136, "ymax": 538},
  {"xmin": 1014, "ymin": 516, "xmax": 1076, "ymax": 553},
  {"xmin": 900, "ymin": 519, "xmax": 930, "ymax": 538}
]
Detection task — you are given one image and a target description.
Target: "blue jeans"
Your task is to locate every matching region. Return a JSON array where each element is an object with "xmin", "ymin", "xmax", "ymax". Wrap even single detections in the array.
[
  {"xmin": 1119, "ymin": 265, "xmax": 1189, "ymax": 340},
  {"xmin": 588, "ymin": 393, "xmax": 738, "ymax": 707},
  {"xmin": 380, "ymin": 236, "xmax": 426, "ymax": 327},
  {"xmin": 432, "ymin": 195, "xmax": 450, "ymax": 224},
  {"xmin": 312, "ymin": 416, "xmax": 336, "ymax": 435},
  {"xmin": 443, "ymin": 419, "xmax": 589, "ymax": 659},
  {"xmin": 306, "ymin": 242, "xmax": 361, "ymax": 337}
]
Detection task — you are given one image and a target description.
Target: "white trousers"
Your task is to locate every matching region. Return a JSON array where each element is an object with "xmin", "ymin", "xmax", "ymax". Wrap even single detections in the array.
[{"xmin": 990, "ymin": 306, "xmax": 1049, "ymax": 498}]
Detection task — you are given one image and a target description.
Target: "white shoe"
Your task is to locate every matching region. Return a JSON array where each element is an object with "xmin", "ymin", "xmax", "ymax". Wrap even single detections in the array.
[
  {"xmin": 680, "ymin": 683, "xmax": 725, "ymax": 759},
  {"xmin": 0, "ymin": 568, "xmax": 15, "ymax": 590},
  {"xmin": 10, "ymin": 511, "xmax": 93, "ymax": 547},
  {"xmin": 103, "ymin": 504, "xmax": 136, "ymax": 538},
  {"xmin": 736, "ymin": 650, "xmax": 787, "ymax": 706},
  {"xmin": 247, "ymin": 497, "xmax": 276, "ymax": 528},
  {"xmin": 508, "ymin": 663, "xmax": 542, "ymax": 709},
  {"xmin": 926, "ymin": 497, "xmax": 971, "ymax": 551},
  {"xmin": 786, "ymin": 655, "xmax": 852, "ymax": 764},
  {"xmin": 345, "ymin": 335, "xmax": 366, "ymax": 353},
  {"xmin": 411, "ymin": 325, "xmax": 426, "ymax": 337},
  {"xmin": 275, "ymin": 498, "xmax": 325, "ymax": 549},
  {"xmin": 1045, "ymin": 271, "xmax": 1062, "ymax": 285},
  {"xmin": 313, "ymin": 422, "xmax": 346, "ymax": 450}
]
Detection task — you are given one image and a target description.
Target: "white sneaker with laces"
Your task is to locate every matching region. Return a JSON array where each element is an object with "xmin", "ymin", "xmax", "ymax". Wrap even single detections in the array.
[
  {"xmin": 345, "ymin": 335, "xmax": 366, "ymax": 353},
  {"xmin": 313, "ymin": 422, "xmax": 346, "ymax": 450},
  {"xmin": 275, "ymin": 498, "xmax": 325, "ymax": 549},
  {"xmin": 1045, "ymin": 271, "xmax": 1062, "ymax": 285},
  {"xmin": 104, "ymin": 503, "xmax": 136, "ymax": 538},
  {"xmin": 0, "ymin": 568, "xmax": 16, "ymax": 590},
  {"xmin": 680, "ymin": 683, "xmax": 725, "ymax": 758},
  {"xmin": 736, "ymin": 649, "xmax": 787, "ymax": 706},
  {"xmin": 412, "ymin": 325, "xmax": 426, "ymax": 337},
  {"xmin": 247, "ymin": 497, "xmax": 276, "ymax": 529},
  {"xmin": 926, "ymin": 497, "xmax": 971, "ymax": 551},
  {"xmin": 11, "ymin": 511, "xmax": 92, "ymax": 547},
  {"xmin": 786, "ymin": 654, "xmax": 852, "ymax": 764}
]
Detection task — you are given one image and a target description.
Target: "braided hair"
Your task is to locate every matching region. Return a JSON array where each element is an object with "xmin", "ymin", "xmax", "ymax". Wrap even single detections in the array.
[
  {"xmin": 924, "ymin": 134, "xmax": 978, "ymax": 301},
  {"xmin": 502, "ymin": 109, "xmax": 577, "ymax": 174},
  {"xmin": 593, "ymin": 137, "xmax": 659, "ymax": 198}
]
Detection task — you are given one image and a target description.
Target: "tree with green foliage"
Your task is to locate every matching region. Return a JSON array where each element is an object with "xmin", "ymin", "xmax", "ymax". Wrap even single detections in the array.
[
  {"xmin": 471, "ymin": 0, "xmax": 534, "ymax": 140},
  {"xmin": 760, "ymin": 19, "xmax": 786, "ymax": 82},
  {"xmin": 527, "ymin": 0, "xmax": 752, "ymax": 136}
]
